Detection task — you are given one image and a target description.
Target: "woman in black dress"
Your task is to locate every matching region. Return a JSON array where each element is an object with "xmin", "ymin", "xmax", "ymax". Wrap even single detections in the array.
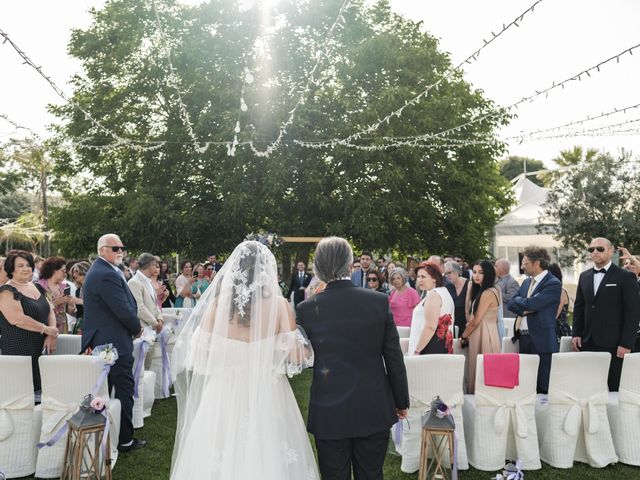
[
  {"xmin": 0, "ymin": 251, "xmax": 58, "ymax": 392},
  {"xmin": 444, "ymin": 261, "xmax": 471, "ymax": 337}
]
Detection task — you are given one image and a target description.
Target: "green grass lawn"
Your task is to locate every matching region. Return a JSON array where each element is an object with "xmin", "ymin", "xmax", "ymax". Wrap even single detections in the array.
[{"xmin": 22, "ymin": 369, "xmax": 640, "ymax": 479}]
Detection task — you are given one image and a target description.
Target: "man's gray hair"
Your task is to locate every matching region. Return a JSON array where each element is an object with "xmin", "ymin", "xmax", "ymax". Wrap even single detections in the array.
[
  {"xmin": 313, "ymin": 236, "xmax": 353, "ymax": 283},
  {"xmin": 389, "ymin": 267, "xmax": 409, "ymax": 283},
  {"xmin": 444, "ymin": 261, "xmax": 462, "ymax": 276},
  {"xmin": 138, "ymin": 253, "xmax": 157, "ymax": 270},
  {"xmin": 97, "ymin": 233, "xmax": 121, "ymax": 255},
  {"xmin": 427, "ymin": 255, "xmax": 444, "ymax": 268}
]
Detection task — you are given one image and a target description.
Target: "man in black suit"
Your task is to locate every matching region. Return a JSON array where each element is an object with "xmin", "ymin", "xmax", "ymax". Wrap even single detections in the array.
[
  {"xmin": 288, "ymin": 261, "xmax": 311, "ymax": 307},
  {"xmin": 298, "ymin": 237, "xmax": 409, "ymax": 480},
  {"xmin": 81, "ymin": 233, "xmax": 146, "ymax": 452},
  {"xmin": 572, "ymin": 237, "xmax": 640, "ymax": 391}
]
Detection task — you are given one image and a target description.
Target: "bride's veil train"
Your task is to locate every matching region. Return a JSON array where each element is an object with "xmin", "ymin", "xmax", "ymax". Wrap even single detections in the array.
[{"xmin": 170, "ymin": 241, "xmax": 318, "ymax": 479}]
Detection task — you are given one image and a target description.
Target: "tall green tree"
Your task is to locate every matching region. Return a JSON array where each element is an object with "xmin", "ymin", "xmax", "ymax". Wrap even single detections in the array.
[
  {"xmin": 50, "ymin": 0, "xmax": 511, "ymax": 260},
  {"xmin": 542, "ymin": 150, "xmax": 640, "ymax": 256}
]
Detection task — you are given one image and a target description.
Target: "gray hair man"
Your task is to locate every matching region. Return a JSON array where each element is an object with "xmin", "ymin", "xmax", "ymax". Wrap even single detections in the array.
[
  {"xmin": 298, "ymin": 237, "xmax": 409, "ymax": 479},
  {"xmin": 128, "ymin": 253, "xmax": 165, "ymax": 335},
  {"xmin": 495, "ymin": 258, "xmax": 519, "ymax": 317}
]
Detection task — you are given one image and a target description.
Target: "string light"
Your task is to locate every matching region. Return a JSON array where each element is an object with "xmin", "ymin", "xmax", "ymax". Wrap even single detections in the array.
[
  {"xmin": 291, "ymin": 0, "xmax": 544, "ymax": 150},
  {"xmin": 0, "ymin": 113, "xmax": 40, "ymax": 138}
]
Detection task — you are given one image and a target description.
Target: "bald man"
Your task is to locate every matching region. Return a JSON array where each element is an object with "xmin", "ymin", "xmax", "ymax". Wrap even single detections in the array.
[
  {"xmin": 495, "ymin": 259, "xmax": 519, "ymax": 317},
  {"xmin": 572, "ymin": 237, "xmax": 640, "ymax": 391}
]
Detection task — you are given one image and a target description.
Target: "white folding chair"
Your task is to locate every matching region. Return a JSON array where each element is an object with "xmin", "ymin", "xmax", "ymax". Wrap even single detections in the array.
[
  {"xmin": 607, "ymin": 353, "xmax": 640, "ymax": 465},
  {"xmin": 559, "ymin": 336, "xmax": 573, "ymax": 352},
  {"xmin": 53, "ymin": 334, "xmax": 82, "ymax": 355},
  {"xmin": 399, "ymin": 338, "xmax": 409, "ymax": 355},
  {"xmin": 463, "ymin": 354, "xmax": 541, "ymax": 471},
  {"xmin": 0, "ymin": 356, "xmax": 41, "ymax": 478},
  {"xmin": 396, "ymin": 326, "xmax": 410, "ymax": 339},
  {"xmin": 149, "ymin": 325, "xmax": 176, "ymax": 399},
  {"xmin": 503, "ymin": 318, "xmax": 516, "ymax": 339},
  {"xmin": 536, "ymin": 352, "xmax": 616, "ymax": 468},
  {"xmin": 501, "ymin": 337, "xmax": 519, "ymax": 353},
  {"xmin": 131, "ymin": 339, "xmax": 157, "ymax": 428},
  {"xmin": 36, "ymin": 355, "xmax": 122, "ymax": 478},
  {"xmin": 400, "ymin": 354, "xmax": 468, "ymax": 473}
]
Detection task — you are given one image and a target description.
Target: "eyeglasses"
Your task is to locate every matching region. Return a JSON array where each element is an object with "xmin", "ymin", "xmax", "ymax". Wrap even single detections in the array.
[
  {"xmin": 106, "ymin": 246, "xmax": 126, "ymax": 252},
  {"xmin": 587, "ymin": 246, "xmax": 606, "ymax": 253},
  {"xmin": 367, "ymin": 277, "xmax": 379, "ymax": 282},
  {"xmin": 444, "ymin": 271, "xmax": 452, "ymax": 276}
]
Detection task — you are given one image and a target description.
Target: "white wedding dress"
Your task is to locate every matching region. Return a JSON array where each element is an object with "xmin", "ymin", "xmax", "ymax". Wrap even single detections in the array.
[{"xmin": 170, "ymin": 241, "xmax": 319, "ymax": 479}]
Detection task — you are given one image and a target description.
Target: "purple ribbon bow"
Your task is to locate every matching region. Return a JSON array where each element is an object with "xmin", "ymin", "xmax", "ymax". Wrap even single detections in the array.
[
  {"xmin": 133, "ymin": 340, "xmax": 150, "ymax": 399},
  {"xmin": 160, "ymin": 329, "xmax": 172, "ymax": 398}
]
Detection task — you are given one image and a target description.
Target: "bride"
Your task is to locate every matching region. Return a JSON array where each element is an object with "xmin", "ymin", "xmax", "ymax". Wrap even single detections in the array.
[{"xmin": 170, "ymin": 241, "xmax": 319, "ymax": 479}]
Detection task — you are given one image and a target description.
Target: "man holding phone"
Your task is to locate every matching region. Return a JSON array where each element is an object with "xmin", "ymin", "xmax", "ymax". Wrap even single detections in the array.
[{"xmin": 572, "ymin": 237, "xmax": 640, "ymax": 391}]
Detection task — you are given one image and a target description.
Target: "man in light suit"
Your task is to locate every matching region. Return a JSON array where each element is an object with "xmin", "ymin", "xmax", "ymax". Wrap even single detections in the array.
[
  {"xmin": 81, "ymin": 234, "xmax": 146, "ymax": 452},
  {"xmin": 572, "ymin": 237, "xmax": 640, "ymax": 391},
  {"xmin": 128, "ymin": 253, "xmax": 164, "ymax": 335},
  {"xmin": 508, "ymin": 246, "xmax": 561, "ymax": 394},
  {"xmin": 299, "ymin": 237, "xmax": 409, "ymax": 480},
  {"xmin": 495, "ymin": 258, "xmax": 520, "ymax": 317}
]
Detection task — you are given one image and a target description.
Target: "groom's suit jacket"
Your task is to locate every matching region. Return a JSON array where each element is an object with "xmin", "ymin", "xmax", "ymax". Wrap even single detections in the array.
[{"xmin": 298, "ymin": 280, "xmax": 409, "ymax": 440}]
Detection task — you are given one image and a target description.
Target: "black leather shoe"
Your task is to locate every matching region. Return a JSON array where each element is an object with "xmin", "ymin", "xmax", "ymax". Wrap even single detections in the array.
[{"xmin": 118, "ymin": 438, "xmax": 147, "ymax": 453}]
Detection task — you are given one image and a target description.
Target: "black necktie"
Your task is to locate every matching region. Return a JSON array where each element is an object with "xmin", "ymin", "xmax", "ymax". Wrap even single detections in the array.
[{"xmin": 593, "ymin": 268, "xmax": 606, "ymax": 274}]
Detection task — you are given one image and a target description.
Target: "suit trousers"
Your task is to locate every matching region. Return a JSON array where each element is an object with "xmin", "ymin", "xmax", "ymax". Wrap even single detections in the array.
[
  {"xmin": 518, "ymin": 334, "xmax": 551, "ymax": 394},
  {"xmin": 108, "ymin": 353, "xmax": 135, "ymax": 445},
  {"xmin": 315, "ymin": 430, "xmax": 389, "ymax": 480},
  {"xmin": 582, "ymin": 338, "xmax": 623, "ymax": 392}
]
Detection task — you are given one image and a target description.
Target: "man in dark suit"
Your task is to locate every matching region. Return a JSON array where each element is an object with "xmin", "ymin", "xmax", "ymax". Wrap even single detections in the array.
[
  {"xmin": 298, "ymin": 237, "xmax": 409, "ymax": 480},
  {"xmin": 288, "ymin": 261, "xmax": 311, "ymax": 307},
  {"xmin": 350, "ymin": 251, "xmax": 373, "ymax": 288},
  {"xmin": 81, "ymin": 233, "xmax": 146, "ymax": 452},
  {"xmin": 508, "ymin": 246, "xmax": 561, "ymax": 394},
  {"xmin": 572, "ymin": 237, "xmax": 640, "ymax": 391}
]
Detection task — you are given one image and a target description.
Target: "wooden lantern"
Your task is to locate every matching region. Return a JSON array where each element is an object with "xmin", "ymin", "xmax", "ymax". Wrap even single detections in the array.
[
  {"xmin": 60, "ymin": 396, "xmax": 112, "ymax": 480},
  {"xmin": 419, "ymin": 399, "xmax": 456, "ymax": 480}
]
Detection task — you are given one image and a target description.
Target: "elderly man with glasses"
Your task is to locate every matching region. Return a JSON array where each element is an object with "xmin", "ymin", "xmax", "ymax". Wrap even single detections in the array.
[
  {"xmin": 572, "ymin": 237, "xmax": 640, "ymax": 391},
  {"xmin": 81, "ymin": 233, "xmax": 146, "ymax": 452}
]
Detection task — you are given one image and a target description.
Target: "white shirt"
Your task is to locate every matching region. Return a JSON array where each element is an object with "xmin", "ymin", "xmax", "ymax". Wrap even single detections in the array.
[
  {"xmin": 593, "ymin": 261, "xmax": 612, "ymax": 293},
  {"xmin": 521, "ymin": 270, "xmax": 549, "ymax": 331}
]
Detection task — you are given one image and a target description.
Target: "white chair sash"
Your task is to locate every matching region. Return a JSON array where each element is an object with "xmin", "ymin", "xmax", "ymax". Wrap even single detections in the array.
[
  {"xmin": 0, "ymin": 393, "xmax": 33, "ymax": 441},
  {"xmin": 618, "ymin": 387, "xmax": 640, "ymax": 407},
  {"xmin": 40, "ymin": 396, "xmax": 79, "ymax": 435},
  {"xmin": 549, "ymin": 391, "xmax": 608, "ymax": 435},
  {"xmin": 476, "ymin": 391, "xmax": 535, "ymax": 438}
]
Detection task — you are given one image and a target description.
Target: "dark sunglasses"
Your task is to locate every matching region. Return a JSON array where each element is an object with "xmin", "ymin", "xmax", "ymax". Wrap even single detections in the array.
[
  {"xmin": 587, "ymin": 246, "xmax": 606, "ymax": 253},
  {"xmin": 367, "ymin": 277, "xmax": 379, "ymax": 282},
  {"xmin": 106, "ymin": 246, "xmax": 126, "ymax": 252}
]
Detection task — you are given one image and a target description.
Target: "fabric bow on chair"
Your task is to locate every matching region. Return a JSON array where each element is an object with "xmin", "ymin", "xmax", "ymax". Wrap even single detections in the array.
[
  {"xmin": 40, "ymin": 396, "xmax": 79, "ymax": 438},
  {"xmin": 476, "ymin": 392, "xmax": 535, "ymax": 438},
  {"xmin": 0, "ymin": 393, "xmax": 33, "ymax": 441},
  {"xmin": 550, "ymin": 391, "xmax": 608, "ymax": 435}
]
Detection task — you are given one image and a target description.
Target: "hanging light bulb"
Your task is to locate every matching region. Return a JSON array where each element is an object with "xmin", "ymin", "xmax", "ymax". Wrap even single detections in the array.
[
  {"xmin": 245, "ymin": 72, "xmax": 254, "ymax": 84},
  {"xmin": 240, "ymin": 98, "xmax": 248, "ymax": 112},
  {"xmin": 235, "ymin": 121, "xmax": 241, "ymax": 133}
]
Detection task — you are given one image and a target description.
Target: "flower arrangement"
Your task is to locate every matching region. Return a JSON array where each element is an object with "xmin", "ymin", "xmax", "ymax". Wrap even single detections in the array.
[
  {"xmin": 89, "ymin": 395, "xmax": 106, "ymax": 413},
  {"xmin": 245, "ymin": 231, "xmax": 283, "ymax": 250},
  {"xmin": 92, "ymin": 343, "xmax": 119, "ymax": 366}
]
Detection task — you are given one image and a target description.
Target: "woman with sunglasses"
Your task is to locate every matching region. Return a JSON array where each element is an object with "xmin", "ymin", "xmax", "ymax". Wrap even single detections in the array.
[{"xmin": 367, "ymin": 270, "xmax": 388, "ymax": 294}]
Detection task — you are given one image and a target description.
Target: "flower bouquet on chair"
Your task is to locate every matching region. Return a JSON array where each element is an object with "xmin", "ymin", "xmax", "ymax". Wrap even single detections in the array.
[{"xmin": 422, "ymin": 396, "xmax": 455, "ymax": 430}]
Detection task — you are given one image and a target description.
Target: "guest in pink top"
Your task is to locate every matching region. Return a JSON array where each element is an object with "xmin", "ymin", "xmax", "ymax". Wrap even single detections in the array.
[{"xmin": 388, "ymin": 268, "xmax": 420, "ymax": 327}]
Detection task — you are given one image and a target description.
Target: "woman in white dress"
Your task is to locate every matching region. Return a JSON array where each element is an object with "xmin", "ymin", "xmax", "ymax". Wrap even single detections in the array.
[
  {"xmin": 408, "ymin": 261, "xmax": 454, "ymax": 355},
  {"xmin": 170, "ymin": 241, "xmax": 318, "ymax": 479}
]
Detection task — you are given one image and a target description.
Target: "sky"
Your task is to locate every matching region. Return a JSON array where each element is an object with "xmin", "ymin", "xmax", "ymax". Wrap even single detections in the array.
[{"xmin": 1, "ymin": 0, "xmax": 639, "ymax": 167}]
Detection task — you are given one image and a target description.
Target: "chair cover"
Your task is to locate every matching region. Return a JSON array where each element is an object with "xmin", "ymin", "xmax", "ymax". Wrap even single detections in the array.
[
  {"xmin": 607, "ymin": 352, "xmax": 640, "ymax": 465},
  {"xmin": 53, "ymin": 334, "xmax": 82, "ymax": 355},
  {"xmin": 503, "ymin": 318, "xmax": 516, "ymax": 339},
  {"xmin": 35, "ymin": 355, "xmax": 122, "ymax": 478},
  {"xmin": 400, "ymin": 354, "xmax": 468, "ymax": 473},
  {"xmin": 0, "ymin": 356, "xmax": 41, "ymax": 478},
  {"xmin": 501, "ymin": 337, "xmax": 519, "ymax": 353},
  {"xmin": 396, "ymin": 326, "xmax": 410, "ymax": 339},
  {"xmin": 399, "ymin": 338, "xmax": 409, "ymax": 355},
  {"xmin": 559, "ymin": 336, "xmax": 572, "ymax": 353},
  {"xmin": 463, "ymin": 354, "xmax": 541, "ymax": 471},
  {"xmin": 535, "ymin": 352, "xmax": 616, "ymax": 468},
  {"xmin": 131, "ymin": 338, "xmax": 156, "ymax": 428}
]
